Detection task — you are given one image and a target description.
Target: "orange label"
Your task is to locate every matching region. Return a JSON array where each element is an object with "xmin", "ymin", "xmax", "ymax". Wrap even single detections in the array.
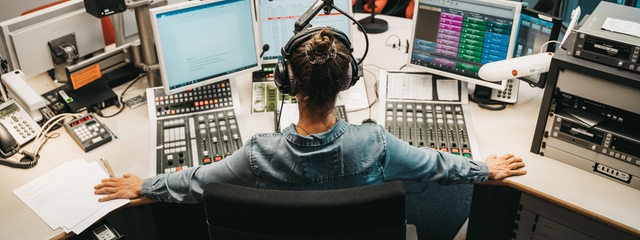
[{"xmin": 70, "ymin": 64, "xmax": 102, "ymax": 90}]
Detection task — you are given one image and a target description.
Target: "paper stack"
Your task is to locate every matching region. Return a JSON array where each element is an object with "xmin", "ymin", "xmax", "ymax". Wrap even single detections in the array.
[{"xmin": 13, "ymin": 158, "xmax": 129, "ymax": 234}]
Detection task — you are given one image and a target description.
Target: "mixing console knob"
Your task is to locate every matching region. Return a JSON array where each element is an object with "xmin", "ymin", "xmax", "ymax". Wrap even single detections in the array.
[
  {"xmin": 462, "ymin": 148, "xmax": 472, "ymax": 158},
  {"xmin": 451, "ymin": 148, "xmax": 460, "ymax": 155}
]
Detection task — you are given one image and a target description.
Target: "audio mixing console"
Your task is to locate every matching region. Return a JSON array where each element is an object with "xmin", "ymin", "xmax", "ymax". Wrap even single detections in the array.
[
  {"xmin": 379, "ymin": 70, "xmax": 481, "ymax": 161},
  {"xmin": 147, "ymin": 80, "xmax": 243, "ymax": 174},
  {"xmin": 383, "ymin": 101, "xmax": 474, "ymax": 159}
]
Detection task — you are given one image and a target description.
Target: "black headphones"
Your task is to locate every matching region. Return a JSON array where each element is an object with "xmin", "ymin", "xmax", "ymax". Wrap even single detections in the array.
[{"xmin": 274, "ymin": 26, "xmax": 360, "ymax": 95}]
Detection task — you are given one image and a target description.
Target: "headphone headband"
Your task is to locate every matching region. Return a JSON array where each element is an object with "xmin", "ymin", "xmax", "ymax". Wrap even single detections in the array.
[{"xmin": 274, "ymin": 27, "xmax": 359, "ymax": 95}]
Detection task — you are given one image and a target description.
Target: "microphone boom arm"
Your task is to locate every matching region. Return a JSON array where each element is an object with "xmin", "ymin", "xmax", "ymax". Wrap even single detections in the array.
[{"xmin": 295, "ymin": 0, "xmax": 334, "ymax": 33}]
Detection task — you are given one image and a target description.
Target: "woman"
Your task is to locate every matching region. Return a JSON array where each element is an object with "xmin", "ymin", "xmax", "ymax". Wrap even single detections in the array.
[{"xmin": 94, "ymin": 28, "xmax": 526, "ymax": 203}]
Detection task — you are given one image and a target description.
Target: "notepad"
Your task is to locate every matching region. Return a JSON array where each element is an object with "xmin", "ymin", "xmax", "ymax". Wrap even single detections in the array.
[{"xmin": 12, "ymin": 159, "xmax": 129, "ymax": 234}]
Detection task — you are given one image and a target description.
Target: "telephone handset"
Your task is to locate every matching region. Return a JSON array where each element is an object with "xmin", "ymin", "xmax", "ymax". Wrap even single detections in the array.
[
  {"xmin": 0, "ymin": 123, "xmax": 18, "ymax": 158},
  {"xmin": 0, "ymin": 100, "xmax": 41, "ymax": 157}
]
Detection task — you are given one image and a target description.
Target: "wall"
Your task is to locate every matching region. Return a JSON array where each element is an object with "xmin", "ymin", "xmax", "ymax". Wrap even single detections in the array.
[{"xmin": 0, "ymin": 0, "xmax": 57, "ymax": 22}]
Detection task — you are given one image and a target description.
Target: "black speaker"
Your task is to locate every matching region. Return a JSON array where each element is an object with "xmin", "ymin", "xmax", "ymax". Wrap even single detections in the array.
[
  {"xmin": 84, "ymin": 0, "xmax": 126, "ymax": 18},
  {"xmin": 274, "ymin": 26, "xmax": 359, "ymax": 95}
]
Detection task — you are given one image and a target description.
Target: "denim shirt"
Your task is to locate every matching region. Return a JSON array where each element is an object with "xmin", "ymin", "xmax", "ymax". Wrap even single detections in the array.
[{"xmin": 142, "ymin": 119, "xmax": 489, "ymax": 203}]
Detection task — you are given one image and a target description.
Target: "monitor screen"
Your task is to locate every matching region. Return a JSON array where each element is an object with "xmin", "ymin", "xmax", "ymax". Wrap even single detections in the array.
[
  {"xmin": 150, "ymin": 0, "xmax": 260, "ymax": 95},
  {"xmin": 514, "ymin": 8, "xmax": 561, "ymax": 87},
  {"xmin": 256, "ymin": 0, "xmax": 353, "ymax": 64},
  {"xmin": 408, "ymin": 0, "xmax": 522, "ymax": 90}
]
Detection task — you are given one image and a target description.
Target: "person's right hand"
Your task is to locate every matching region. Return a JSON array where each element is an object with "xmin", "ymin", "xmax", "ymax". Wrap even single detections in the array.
[
  {"xmin": 485, "ymin": 154, "xmax": 526, "ymax": 180},
  {"xmin": 94, "ymin": 173, "xmax": 144, "ymax": 202}
]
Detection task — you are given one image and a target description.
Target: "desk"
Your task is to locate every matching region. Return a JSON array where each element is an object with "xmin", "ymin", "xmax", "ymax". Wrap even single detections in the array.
[{"xmin": 0, "ymin": 14, "xmax": 639, "ymax": 239}]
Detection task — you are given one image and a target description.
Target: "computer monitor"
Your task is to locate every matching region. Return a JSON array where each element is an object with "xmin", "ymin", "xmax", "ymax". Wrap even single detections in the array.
[
  {"xmin": 150, "ymin": 0, "xmax": 261, "ymax": 95},
  {"xmin": 256, "ymin": 0, "xmax": 353, "ymax": 64},
  {"xmin": 408, "ymin": 0, "xmax": 522, "ymax": 90},
  {"xmin": 514, "ymin": 8, "xmax": 561, "ymax": 88},
  {"xmin": 0, "ymin": 0, "xmax": 105, "ymax": 78}
]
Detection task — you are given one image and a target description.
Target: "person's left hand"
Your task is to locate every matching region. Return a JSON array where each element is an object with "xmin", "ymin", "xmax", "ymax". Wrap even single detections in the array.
[
  {"xmin": 485, "ymin": 154, "xmax": 526, "ymax": 180},
  {"xmin": 94, "ymin": 173, "xmax": 144, "ymax": 202}
]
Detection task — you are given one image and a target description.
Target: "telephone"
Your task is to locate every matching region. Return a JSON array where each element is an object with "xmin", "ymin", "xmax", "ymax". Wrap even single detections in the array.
[
  {"xmin": 489, "ymin": 79, "xmax": 519, "ymax": 103},
  {"xmin": 471, "ymin": 80, "xmax": 519, "ymax": 110},
  {"xmin": 0, "ymin": 100, "xmax": 41, "ymax": 157}
]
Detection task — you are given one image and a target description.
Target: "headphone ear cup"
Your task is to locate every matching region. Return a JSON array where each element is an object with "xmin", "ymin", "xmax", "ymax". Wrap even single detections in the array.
[
  {"xmin": 274, "ymin": 57, "xmax": 290, "ymax": 95},
  {"xmin": 346, "ymin": 57, "xmax": 360, "ymax": 89},
  {"xmin": 352, "ymin": 59, "xmax": 360, "ymax": 85}
]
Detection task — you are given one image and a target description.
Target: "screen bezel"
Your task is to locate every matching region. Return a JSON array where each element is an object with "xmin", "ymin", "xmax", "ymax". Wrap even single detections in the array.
[
  {"xmin": 255, "ymin": 0, "xmax": 354, "ymax": 65},
  {"xmin": 407, "ymin": 0, "xmax": 522, "ymax": 90},
  {"xmin": 516, "ymin": 8, "xmax": 562, "ymax": 88},
  {"xmin": 150, "ymin": 0, "xmax": 261, "ymax": 95}
]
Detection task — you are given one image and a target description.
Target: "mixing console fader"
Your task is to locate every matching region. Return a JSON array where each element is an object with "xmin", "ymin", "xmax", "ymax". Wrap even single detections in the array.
[
  {"xmin": 384, "ymin": 101, "xmax": 475, "ymax": 159},
  {"xmin": 147, "ymin": 80, "xmax": 243, "ymax": 174}
]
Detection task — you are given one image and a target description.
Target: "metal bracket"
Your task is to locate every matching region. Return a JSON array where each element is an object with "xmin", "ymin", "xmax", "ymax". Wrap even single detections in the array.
[{"xmin": 48, "ymin": 33, "xmax": 79, "ymax": 65}]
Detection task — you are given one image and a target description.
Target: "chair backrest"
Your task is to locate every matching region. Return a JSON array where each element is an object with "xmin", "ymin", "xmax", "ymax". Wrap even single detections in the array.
[{"xmin": 203, "ymin": 181, "xmax": 408, "ymax": 240}]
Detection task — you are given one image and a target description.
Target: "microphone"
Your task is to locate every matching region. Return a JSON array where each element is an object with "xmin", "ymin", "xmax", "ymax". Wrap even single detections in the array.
[
  {"xmin": 478, "ymin": 52, "xmax": 554, "ymax": 82},
  {"xmin": 358, "ymin": 0, "xmax": 388, "ymax": 34},
  {"xmin": 259, "ymin": 44, "xmax": 270, "ymax": 58}
]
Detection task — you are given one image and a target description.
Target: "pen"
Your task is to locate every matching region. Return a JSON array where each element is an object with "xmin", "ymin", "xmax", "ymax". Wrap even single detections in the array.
[
  {"xmin": 103, "ymin": 124, "xmax": 118, "ymax": 139},
  {"xmin": 100, "ymin": 158, "xmax": 115, "ymax": 178}
]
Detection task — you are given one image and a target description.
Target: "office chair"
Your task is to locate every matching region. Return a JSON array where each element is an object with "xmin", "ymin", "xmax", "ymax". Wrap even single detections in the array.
[{"xmin": 203, "ymin": 181, "xmax": 418, "ymax": 240}]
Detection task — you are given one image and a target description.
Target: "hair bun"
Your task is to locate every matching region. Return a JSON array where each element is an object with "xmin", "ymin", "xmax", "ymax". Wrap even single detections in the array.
[
  {"xmin": 310, "ymin": 28, "xmax": 335, "ymax": 54},
  {"xmin": 305, "ymin": 28, "xmax": 337, "ymax": 65}
]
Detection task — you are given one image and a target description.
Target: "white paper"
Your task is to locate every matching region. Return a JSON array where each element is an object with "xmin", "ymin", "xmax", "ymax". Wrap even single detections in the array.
[
  {"xmin": 337, "ymin": 78, "xmax": 369, "ymax": 111},
  {"xmin": 12, "ymin": 159, "xmax": 129, "ymax": 234},
  {"xmin": 601, "ymin": 17, "xmax": 640, "ymax": 38},
  {"xmin": 436, "ymin": 79, "xmax": 460, "ymax": 101},
  {"xmin": 386, "ymin": 73, "xmax": 433, "ymax": 101}
]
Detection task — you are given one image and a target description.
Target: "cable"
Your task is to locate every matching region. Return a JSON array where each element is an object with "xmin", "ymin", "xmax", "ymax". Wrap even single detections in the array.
[
  {"xmin": 332, "ymin": 4, "xmax": 369, "ymax": 66},
  {"xmin": 363, "ymin": 63, "xmax": 386, "ymax": 70},
  {"xmin": 539, "ymin": 40, "xmax": 562, "ymax": 53},
  {"xmin": 275, "ymin": 97, "xmax": 285, "ymax": 132},
  {"xmin": 385, "ymin": 34, "xmax": 401, "ymax": 48},
  {"xmin": 341, "ymin": 67, "xmax": 379, "ymax": 114},
  {"xmin": 97, "ymin": 73, "xmax": 145, "ymax": 118},
  {"xmin": 0, "ymin": 113, "xmax": 80, "ymax": 168},
  {"xmin": 469, "ymin": 94, "xmax": 507, "ymax": 111},
  {"xmin": 30, "ymin": 113, "xmax": 83, "ymax": 157}
]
